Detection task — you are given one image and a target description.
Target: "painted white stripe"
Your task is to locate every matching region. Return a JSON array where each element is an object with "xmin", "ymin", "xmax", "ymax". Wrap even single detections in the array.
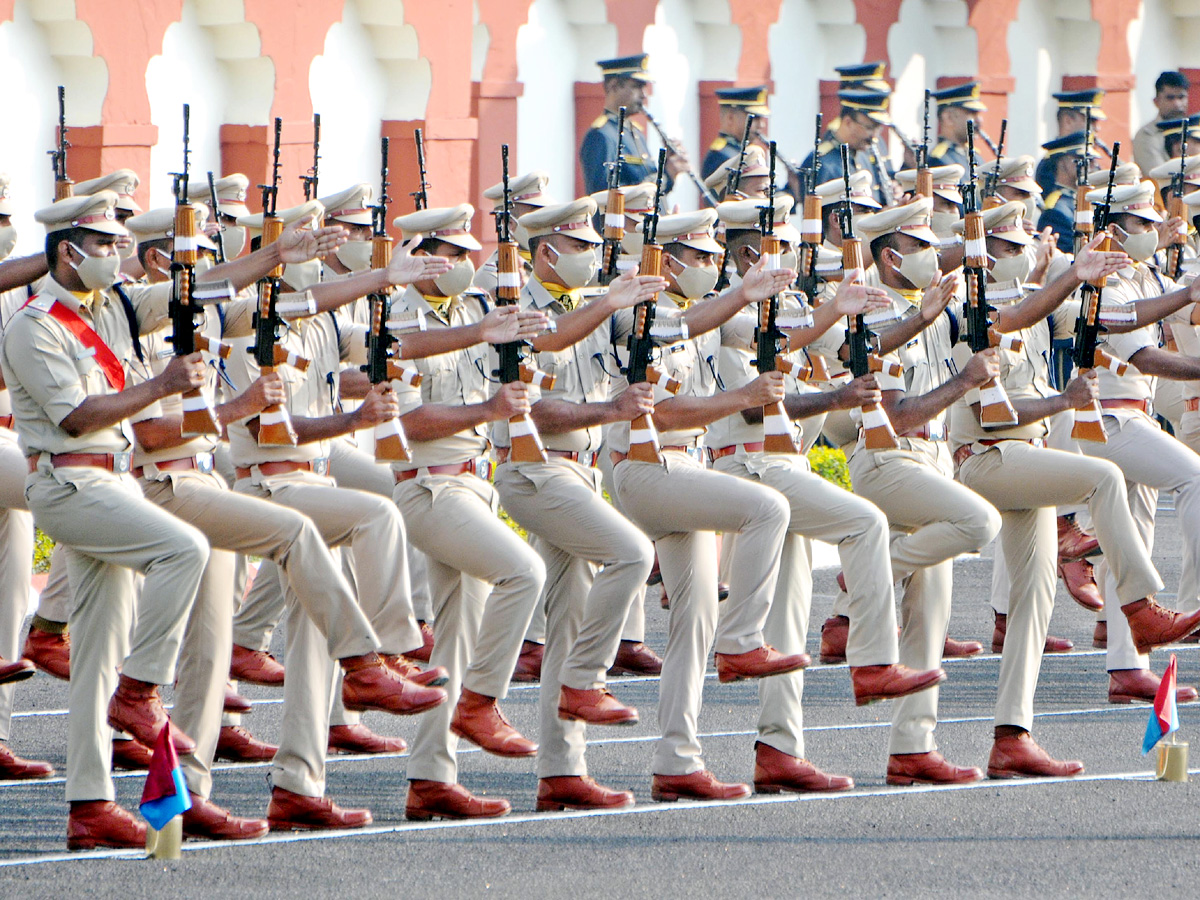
[
  {"xmin": 258, "ymin": 409, "xmax": 288, "ymax": 426},
  {"xmin": 497, "ymin": 272, "xmax": 520, "ymax": 288},
  {"xmin": 374, "ymin": 419, "xmax": 403, "ymax": 439}
]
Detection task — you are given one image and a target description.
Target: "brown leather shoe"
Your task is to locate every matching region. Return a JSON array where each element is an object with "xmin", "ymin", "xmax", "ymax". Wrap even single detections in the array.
[
  {"xmin": 1122, "ymin": 599, "xmax": 1200, "ymax": 653},
  {"xmin": 0, "ymin": 741, "xmax": 55, "ymax": 780},
  {"xmin": 992, "ymin": 612, "xmax": 1073, "ymax": 654},
  {"xmin": 450, "ymin": 688, "xmax": 537, "ymax": 757},
  {"xmin": 1059, "ymin": 558, "xmax": 1104, "ymax": 611},
  {"xmin": 223, "ymin": 684, "xmax": 252, "ymax": 715},
  {"xmin": 714, "ymin": 645, "xmax": 810, "ymax": 683},
  {"xmin": 850, "ymin": 664, "xmax": 946, "ymax": 706},
  {"xmin": 229, "ymin": 644, "xmax": 285, "ymax": 686},
  {"xmin": 1108, "ymin": 668, "xmax": 1200, "ymax": 705},
  {"xmin": 327, "ymin": 724, "xmax": 407, "ymax": 755},
  {"xmin": 557, "ymin": 686, "xmax": 639, "ymax": 726},
  {"xmin": 651, "ymin": 769, "xmax": 751, "ymax": 802},
  {"xmin": 341, "ymin": 652, "xmax": 447, "ymax": 715},
  {"xmin": 380, "ymin": 654, "xmax": 449, "ymax": 687},
  {"xmin": 943, "ymin": 637, "xmax": 985, "ymax": 658},
  {"xmin": 22, "ymin": 626, "xmax": 70, "ymax": 680},
  {"xmin": 1058, "ymin": 515, "xmax": 1100, "ymax": 560},
  {"xmin": 987, "ymin": 731, "xmax": 1084, "ymax": 779},
  {"xmin": 215, "ymin": 726, "xmax": 278, "ymax": 762},
  {"xmin": 886, "ymin": 750, "xmax": 984, "ymax": 786},
  {"xmin": 182, "ymin": 793, "xmax": 269, "ymax": 841},
  {"xmin": 111, "ymin": 738, "xmax": 152, "ymax": 771},
  {"xmin": 819, "ymin": 615, "xmax": 849, "ymax": 664},
  {"xmin": 753, "ymin": 742, "xmax": 853, "ymax": 794},
  {"xmin": 405, "ymin": 620, "xmax": 436, "ymax": 664},
  {"xmin": 537, "ymin": 775, "xmax": 635, "ymax": 811},
  {"xmin": 267, "ymin": 786, "xmax": 372, "ymax": 831},
  {"xmin": 67, "ymin": 800, "xmax": 148, "ymax": 850},
  {"xmin": 1094, "ymin": 620, "xmax": 1108, "ymax": 649},
  {"xmin": 406, "ymin": 779, "xmax": 511, "ymax": 820},
  {"xmin": 0, "ymin": 655, "xmax": 35, "ymax": 685},
  {"xmin": 511, "ymin": 640, "xmax": 544, "ymax": 683},
  {"xmin": 107, "ymin": 674, "xmax": 195, "ymax": 755},
  {"xmin": 608, "ymin": 640, "xmax": 664, "ymax": 677}
]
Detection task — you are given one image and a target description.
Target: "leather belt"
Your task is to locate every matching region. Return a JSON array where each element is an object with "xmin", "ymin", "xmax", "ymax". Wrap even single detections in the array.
[
  {"xmin": 953, "ymin": 437, "xmax": 1041, "ymax": 467},
  {"xmin": 0, "ymin": 415, "xmax": 12, "ymax": 429},
  {"xmin": 899, "ymin": 423, "xmax": 946, "ymax": 441},
  {"xmin": 1186, "ymin": 398, "xmax": 1200, "ymax": 413},
  {"xmin": 611, "ymin": 445, "xmax": 697, "ymax": 466},
  {"xmin": 29, "ymin": 451, "xmax": 133, "ymax": 474},
  {"xmin": 235, "ymin": 458, "xmax": 329, "ymax": 480},
  {"xmin": 133, "ymin": 454, "xmax": 214, "ymax": 479},
  {"xmin": 394, "ymin": 458, "xmax": 489, "ymax": 483},
  {"xmin": 545, "ymin": 449, "xmax": 598, "ymax": 466},
  {"xmin": 1099, "ymin": 399, "xmax": 1150, "ymax": 413},
  {"xmin": 709, "ymin": 442, "xmax": 765, "ymax": 461}
]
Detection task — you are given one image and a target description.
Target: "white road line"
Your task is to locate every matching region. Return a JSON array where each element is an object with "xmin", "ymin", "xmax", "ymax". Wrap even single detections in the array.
[{"xmin": 0, "ymin": 766, "xmax": 1189, "ymax": 869}]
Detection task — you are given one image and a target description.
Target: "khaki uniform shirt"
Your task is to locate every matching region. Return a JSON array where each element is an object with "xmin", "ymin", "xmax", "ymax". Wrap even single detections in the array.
[
  {"xmin": 875, "ymin": 284, "xmax": 957, "ymax": 439},
  {"xmin": 1093, "ymin": 265, "xmax": 1165, "ymax": 404}
]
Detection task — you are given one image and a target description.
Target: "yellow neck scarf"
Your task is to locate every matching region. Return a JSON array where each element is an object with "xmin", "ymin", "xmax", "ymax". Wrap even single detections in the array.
[
  {"xmin": 664, "ymin": 291, "xmax": 695, "ymax": 311},
  {"xmin": 421, "ymin": 293, "xmax": 453, "ymax": 317},
  {"xmin": 894, "ymin": 287, "xmax": 923, "ymax": 307},
  {"xmin": 538, "ymin": 280, "xmax": 582, "ymax": 312}
]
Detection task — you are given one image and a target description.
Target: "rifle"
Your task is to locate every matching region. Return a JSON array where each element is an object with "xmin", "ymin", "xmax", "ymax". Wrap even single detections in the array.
[
  {"xmin": 492, "ymin": 144, "xmax": 555, "ymax": 463},
  {"xmin": 623, "ymin": 148, "xmax": 682, "ymax": 464},
  {"xmin": 361, "ymin": 136, "xmax": 420, "ymax": 463},
  {"xmin": 207, "ymin": 171, "xmax": 226, "ymax": 264},
  {"xmin": 250, "ymin": 117, "xmax": 306, "ymax": 446},
  {"xmin": 869, "ymin": 137, "xmax": 894, "ymax": 207},
  {"xmin": 976, "ymin": 125, "xmax": 1000, "ymax": 158},
  {"xmin": 1165, "ymin": 124, "xmax": 1190, "ymax": 280},
  {"xmin": 983, "ymin": 119, "xmax": 1007, "ymax": 208},
  {"xmin": 301, "ymin": 113, "xmax": 321, "ymax": 201},
  {"xmin": 600, "ymin": 107, "xmax": 628, "ymax": 286},
  {"xmin": 839, "ymin": 144, "xmax": 901, "ymax": 450},
  {"xmin": 712, "ymin": 112, "xmax": 760, "ymax": 294},
  {"xmin": 1073, "ymin": 110, "xmax": 1096, "ymax": 256},
  {"xmin": 644, "ymin": 110, "xmax": 721, "ymax": 206},
  {"xmin": 795, "ymin": 114, "xmax": 824, "ymax": 303},
  {"xmin": 1070, "ymin": 143, "xmax": 1129, "ymax": 444},
  {"xmin": 411, "ymin": 128, "xmax": 429, "ymax": 211},
  {"xmin": 962, "ymin": 120, "xmax": 1020, "ymax": 427},
  {"xmin": 49, "ymin": 86, "xmax": 73, "ymax": 201},
  {"xmin": 169, "ymin": 105, "xmax": 231, "ymax": 437},
  {"xmin": 916, "ymin": 90, "xmax": 933, "ymax": 199},
  {"xmin": 753, "ymin": 142, "xmax": 801, "ymax": 454}
]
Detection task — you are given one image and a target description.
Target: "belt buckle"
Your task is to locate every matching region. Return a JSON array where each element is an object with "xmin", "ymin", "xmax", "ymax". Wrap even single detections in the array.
[
  {"xmin": 113, "ymin": 451, "xmax": 132, "ymax": 475},
  {"xmin": 196, "ymin": 452, "xmax": 214, "ymax": 474},
  {"xmin": 473, "ymin": 457, "xmax": 494, "ymax": 481},
  {"xmin": 313, "ymin": 457, "xmax": 330, "ymax": 477},
  {"xmin": 686, "ymin": 447, "xmax": 706, "ymax": 466},
  {"xmin": 928, "ymin": 422, "xmax": 945, "ymax": 441}
]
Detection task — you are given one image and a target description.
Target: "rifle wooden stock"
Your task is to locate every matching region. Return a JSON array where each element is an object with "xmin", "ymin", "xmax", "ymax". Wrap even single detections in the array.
[
  {"xmin": 366, "ymin": 230, "xmax": 413, "ymax": 463},
  {"xmin": 262, "ymin": 217, "xmax": 284, "ymax": 278},
  {"xmin": 800, "ymin": 194, "xmax": 822, "ymax": 245},
  {"xmin": 758, "ymin": 233, "xmax": 800, "ymax": 454},
  {"xmin": 171, "ymin": 203, "xmax": 222, "ymax": 437},
  {"xmin": 1069, "ymin": 246, "xmax": 1121, "ymax": 444},
  {"xmin": 256, "ymin": 213, "xmax": 298, "ymax": 446},
  {"xmin": 963, "ymin": 212, "xmax": 1018, "ymax": 426},
  {"xmin": 1166, "ymin": 192, "xmax": 1187, "ymax": 279},
  {"xmin": 915, "ymin": 168, "xmax": 934, "ymax": 200},
  {"xmin": 508, "ymin": 360, "xmax": 556, "ymax": 465},
  {"xmin": 601, "ymin": 188, "xmax": 625, "ymax": 284},
  {"xmin": 196, "ymin": 333, "xmax": 231, "ymax": 360},
  {"xmin": 54, "ymin": 179, "xmax": 73, "ymax": 201}
]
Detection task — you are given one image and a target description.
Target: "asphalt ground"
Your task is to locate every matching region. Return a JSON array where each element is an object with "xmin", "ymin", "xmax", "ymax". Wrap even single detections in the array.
[{"xmin": 2, "ymin": 500, "xmax": 1199, "ymax": 898}]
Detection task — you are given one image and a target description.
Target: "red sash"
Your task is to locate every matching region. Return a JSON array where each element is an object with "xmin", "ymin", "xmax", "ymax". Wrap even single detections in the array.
[{"xmin": 27, "ymin": 296, "xmax": 126, "ymax": 391}]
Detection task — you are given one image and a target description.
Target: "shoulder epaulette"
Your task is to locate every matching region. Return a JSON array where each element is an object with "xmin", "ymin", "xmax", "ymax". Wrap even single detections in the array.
[
  {"xmin": 933, "ymin": 141, "xmax": 952, "ymax": 157},
  {"xmin": 463, "ymin": 288, "xmax": 491, "ymax": 314},
  {"xmin": 1044, "ymin": 190, "xmax": 1062, "ymax": 208},
  {"xmin": 24, "ymin": 294, "xmax": 54, "ymax": 317},
  {"xmin": 817, "ymin": 139, "xmax": 836, "ymax": 156},
  {"xmin": 591, "ymin": 114, "xmax": 609, "ymax": 129},
  {"xmin": 709, "ymin": 136, "xmax": 728, "ymax": 152}
]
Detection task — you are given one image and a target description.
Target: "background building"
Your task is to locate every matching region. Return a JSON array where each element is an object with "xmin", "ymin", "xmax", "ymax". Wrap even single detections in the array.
[{"xmin": 1, "ymin": 0, "xmax": 1198, "ymax": 257}]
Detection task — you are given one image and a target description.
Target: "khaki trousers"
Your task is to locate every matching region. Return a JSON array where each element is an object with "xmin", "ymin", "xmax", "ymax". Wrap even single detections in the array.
[
  {"xmin": 396, "ymin": 472, "xmax": 546, "ymax": 784},
  {"xmin": 35, "ymin": 541, "xmax": 70, "ymax": 623},
  {"xmin": 27, "ymin": 469, "xmax": 208, "ymax": 802},
  {"xmin": 846, "ymin": 439, "xmax": 1001, "ymax": 755},
  {"xmin": 614, "ymin": 451, "xmax": 789, "ymax": 776},
  {"xmin": 715, "ymin": 451, "xmax": 898, "ymax": 757},
  {"xmin": 0, "ymin": 436, "xmax": 32, "ymax": 743},
  {"xmin": 958, "ymin": 440, "xmax": 1163, "ymax": 730},
  {"xmin": 495, "ymin": 458, "xmax": 654, "ymax": 778}
]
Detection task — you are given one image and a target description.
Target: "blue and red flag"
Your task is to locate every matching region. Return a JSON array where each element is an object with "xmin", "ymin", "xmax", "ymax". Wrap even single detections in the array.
[
  {"xmin": 139, "ymin": 723, "xmax": 192, "ymax": 830},
  {"xmin": 1141, "ymin": 653, "xmax": 1181, "ymax": 755}
]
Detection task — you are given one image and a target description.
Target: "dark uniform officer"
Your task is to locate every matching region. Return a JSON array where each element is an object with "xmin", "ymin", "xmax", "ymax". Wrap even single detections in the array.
[
  {"xmin": 579, "ymin": 55, "xmax": 662, "ymax": 196},
  {"xmin": 700, "ymin": 86, "xmax": 771, "ymax": 181},
  {"xmin": 801, "ymin": 90, "xmax": 893, "ymax": 207},
  {"xmin": 928, "ymin": 82, "xmax": 987, "ymax": 170},
  {"xmin": 1036, "ymin": 132, "xmax": 1100, "ymax": 255},
  {"xmin": 1034, "ymin": 89, "xmax": 1106, "ymax": 196}
]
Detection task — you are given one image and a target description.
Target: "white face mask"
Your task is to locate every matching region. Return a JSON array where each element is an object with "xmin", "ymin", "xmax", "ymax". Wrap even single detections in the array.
[
  {"xmin": 668, "ymin": 254, "xmax": 719, "ymax": 299},
  {"xmin": 0, "ymin": 224, "xmax": 16, "ymax": 261},
  {"xmin": 1120, "ymin": 228, "xmax": 1159, "ymax": 264},
  {"xmin": 891, "ymin": 246, "xmax": 939, "ymax": 290},
  {"xmin": 623, "ymin": 229, "xmax": 644, "ymax": 258},
  {"xmin": 931, "ymin": 210, "xmax": 960, "ymax": 240},
  {"xmin": 1021, "ymin": 196, "xmax": 1038, "ymax": 222},
  {"xmin": 779, "ymin": 248, "xmax": 799, "ymax": 272},
  {"xmin": 336, "ymin": 240, "xmax": 374, "ymax": 273},
  {"xmin": 547, "ymin": 244, "xmax": 598, "ymax": 290},
  {"xmin": 222, "ymin": 224, "xmax": 247, "ymax": 259},
  {"xmin": 434, "ymin": 257, "xmax": 476, "ymax": 297},
  {"xmin": 68, "ymin": 242, "xmax": 121, "ymax": 291},
  {"xmin": 283, "ymin": 259, "xmax": 322, "ymax": 292},
  {"xmin": 989, "ymin": 249, "xmax": 1032, "ymax": 285}
]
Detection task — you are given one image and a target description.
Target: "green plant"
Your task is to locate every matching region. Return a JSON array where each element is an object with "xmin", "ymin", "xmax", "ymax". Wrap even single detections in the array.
[
  {"xmin": 33, "ymin": 528, "xmax": 54, "ymax": 574},
  {"xmin": 808, "ymin": 445, "xmax": 851, "ymax": 491}
]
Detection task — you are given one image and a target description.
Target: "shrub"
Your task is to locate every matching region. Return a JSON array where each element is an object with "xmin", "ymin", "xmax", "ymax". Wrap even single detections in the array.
[{"xmin": 807, "ymin": 445, "xmax": 851, "ymax": 491}]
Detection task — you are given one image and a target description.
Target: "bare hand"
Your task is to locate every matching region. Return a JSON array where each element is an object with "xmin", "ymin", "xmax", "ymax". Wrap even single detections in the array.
[
  {"xmin": 354, "ymin": 383, "xmax": 401, "ymax": 427},
  {"xmin": 277, "ymin": 218, "xmax": 348, "ymax": 264},
  {"xmin": 613, "ymin": 382, "xmax": 655, "ymax": 419},
  {"xmin": 961, "ymin": 347, "xmax": 1000, "ymax": 387},
  {"xmin": 919, "ymin": 272, "xmax": 958, "ymax": 324},
  {"xmin": 606, "ymin": 267, "xmax": 668, "ymax": 311},
  {"xmin": 1156, "ymin": 216, "xmax": 1188, "ymax": 253},
  {"xmin": 1063, "ymin": 369, "xmax": 1099, "ymax": 409},
  {"xmin": 741, "ymin": 252, "xmax": 798, "ymax": 303},
  {"xmin": 740, "ymin": 371, "xmax": 786, "ymax": 406},
  {"xmin": 159, "ymin": 353, "xmax": 207, "ymax": 394},
  {"xmin": 240, "ymin": 371, "xmax": 286, "ymax": 415},
  {"xmin": 488, "ymin": 381, "xmax": 531, "ymax": 420},
  {"xmin": 831, "ymin": 278, "xmax": 891, "ymax": 317},
  {"xmin": 387, "ymin": 235, "xmax": 452, "ymax": 285},
  {"xmin": 833, "ymin": 374, "xmax": 881, "ymax": 411},
  {"xmin": 477, "ymin": 306, "xmax": 551, "ymax": 344},
  {"xmin": 1074, "ymin": 232, "xmax": 1130, "ymax": 282}
]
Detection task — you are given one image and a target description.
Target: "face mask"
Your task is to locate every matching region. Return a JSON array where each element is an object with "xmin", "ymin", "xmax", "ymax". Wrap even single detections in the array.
[
  {"xmin": 989, "ymin": 250, "xmax": 1031, "ymax": 285},
  {"xmin": 931, "ymin": 210, "xmax": 960, "ymax": 240},
  {"xmin": 513, "ymin": 222, "xmax": 531, "ymax": 252},
  {"xmin": 891, "ymin": 246, "xmax": 939, "ymax": 290},
  {"xmin": 1021, "ymin": 196, "xmax": 1038, "ymax": 222},
  {"xmin": 1120, "ymin": 229, "xmax": 1158, "ymax": 264},
  {"xmin": 434, "ymin": 258, "xmax": 476, "ymax": 297},
  {"xmin": 623, "ymin": 230, "xmax": 644, "ymax": 258},
  {"xmin": 68, "ymin": 242, "xmax": 121, "ymax": 291},
  {"xmin": 222, "ymin": 224, "xmax": 247, "ymax": 259},
  {"xmin": 336, "ymin": 240, "xmax": 374, "ymax": 273},
  {"xmin": 779, "ymin": 249, "xmax": 799, "ymax": 272},
  {"xmin": 283, "ymin": 259, "xmax": 322, "ymax": 292},
  {"xmin": 117, "ymin": 235, "xmax": 137, "ymax": 260},
  {"xmin": 0, "ymin": 224, "xmax": 16, "ymax": 261},
  {"xmin": 194, "ymin": 254, "xmax": 214, "ymax": 277},
  {"xmin": 547, "ymin": 244, "xmax": 598, "ymax": 290},
  {"xmin": 669, "ymin": 255, "xmax": 719, "ymax": 299}
]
